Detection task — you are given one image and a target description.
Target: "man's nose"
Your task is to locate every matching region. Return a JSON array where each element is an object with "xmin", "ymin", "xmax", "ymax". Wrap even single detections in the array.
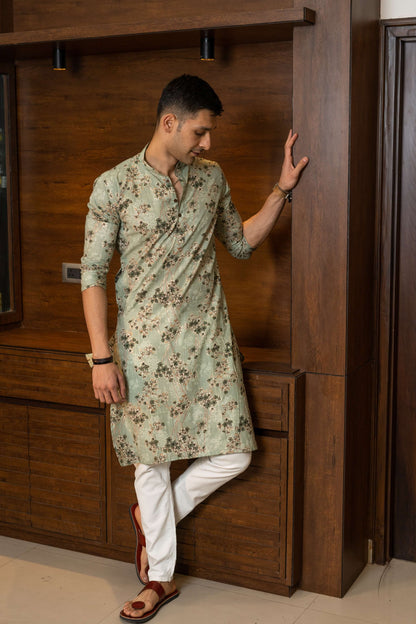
[{"xmin": 199, "ymin": 132, "xmax": 211, "ymax": 151}]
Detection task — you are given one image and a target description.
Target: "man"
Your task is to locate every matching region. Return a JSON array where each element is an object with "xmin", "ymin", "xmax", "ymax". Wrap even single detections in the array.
[{"xmin": 81, "ymin": 74, "xmax": 308, "ymax": 622}]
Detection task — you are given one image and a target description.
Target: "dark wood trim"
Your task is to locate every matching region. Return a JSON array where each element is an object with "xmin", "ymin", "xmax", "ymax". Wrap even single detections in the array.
[
  {"xmin": 0, "ymin": 7, "xmax": 315, "ymax": 43},
  {"xmin": 381, "ymin": 18, "xmax": 416, "ymax": 28},
  {"xmin": 0, "ymin": 7, "xmax": 315, "ymax": 60},
  {"xmin": 374, "ymin": 20, "xmax": 416, "ymax": 565}
]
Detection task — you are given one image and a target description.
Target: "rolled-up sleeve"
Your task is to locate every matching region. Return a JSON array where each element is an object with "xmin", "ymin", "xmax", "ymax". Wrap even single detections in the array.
[
  {"xmin": 214, "ymin": 173, "xmax": 254, "ymax": 260},
  {"xmin": 81, "ymin": 172, "xmax": 120, "ymax": 292}
]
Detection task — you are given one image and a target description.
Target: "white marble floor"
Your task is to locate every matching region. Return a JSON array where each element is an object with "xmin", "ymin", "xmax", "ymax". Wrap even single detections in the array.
[{"xmin": 1, "ymin": 535, "xmax": 416, "ymax": 624}]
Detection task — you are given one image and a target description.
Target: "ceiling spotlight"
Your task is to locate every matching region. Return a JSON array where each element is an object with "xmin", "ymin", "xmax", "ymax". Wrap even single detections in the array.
[
  {"xmin": 53, "ymin": 42, "xmax": 66, "ymax": 70},
  {"xmin": 200, "ymin": 30, "xmax": 215, "ymax": 61}
]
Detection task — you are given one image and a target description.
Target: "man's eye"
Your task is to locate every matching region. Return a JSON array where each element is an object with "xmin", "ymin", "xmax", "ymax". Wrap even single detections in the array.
[{"xmin": 195, "ymin": 132, "xmax": 204, "ymax": 137}]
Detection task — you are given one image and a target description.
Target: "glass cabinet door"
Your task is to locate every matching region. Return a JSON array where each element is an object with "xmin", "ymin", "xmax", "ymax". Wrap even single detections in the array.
[{"xmin": 0, "ymin": 65, "xmax": 21, "ymax": 325}]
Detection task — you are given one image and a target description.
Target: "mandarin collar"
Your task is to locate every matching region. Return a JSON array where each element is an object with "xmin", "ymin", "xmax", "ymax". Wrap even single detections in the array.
[{"xmin": 138, "ymin": 145, "xmax": 189, "ymax": 184}]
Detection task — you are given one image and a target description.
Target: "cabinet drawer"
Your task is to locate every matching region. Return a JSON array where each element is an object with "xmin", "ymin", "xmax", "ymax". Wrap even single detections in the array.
[
  {"xmin": 28, "ymin": 405, "xmax": 105, "ymax": 541},
  {"xmin": 0, "ymin": 350, "xmax": 98, "ymax": 409},
  {"xmin": 244, "ymin": 371, "xmax": 289, "ymax": 431},
  {"xmin": 177, "ymin": 435, "xmax": 288, "ymax": 588}
]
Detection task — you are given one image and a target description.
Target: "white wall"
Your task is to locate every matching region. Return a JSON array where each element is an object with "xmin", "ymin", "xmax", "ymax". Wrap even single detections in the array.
[{"xmin": 380, "ymin": 0, "xmax": 416, "ymax": 19}]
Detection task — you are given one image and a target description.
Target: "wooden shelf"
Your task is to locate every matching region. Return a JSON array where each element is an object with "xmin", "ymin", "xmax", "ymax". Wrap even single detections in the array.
[
  {"xmin": 0, "ymin": 327, "xmax": 91, "ymax": 355},
  {"xmin": 0, "ymin": 7, "xmax": 315, "ymax": 59}
]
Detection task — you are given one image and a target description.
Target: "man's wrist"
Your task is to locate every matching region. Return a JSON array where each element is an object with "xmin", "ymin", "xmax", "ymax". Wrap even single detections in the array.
[
  {"xmin": 273, "ymin": 182, "xmax": 292, "ymax": 203},
  {"xmin": 92, "ymin": 355, "xmax": 114, "ymax": 365},
  {"xmin": 86, "ymin": 349, "xmax": 113, "ymax": 368}
]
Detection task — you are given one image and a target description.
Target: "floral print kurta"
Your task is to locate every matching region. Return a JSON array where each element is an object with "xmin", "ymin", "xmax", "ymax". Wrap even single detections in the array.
[{"xmin": 81, "ymin": 146, "xmax": 257, "ymax": 466}]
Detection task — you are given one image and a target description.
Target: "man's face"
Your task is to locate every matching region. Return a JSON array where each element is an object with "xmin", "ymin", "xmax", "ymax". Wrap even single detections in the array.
[{"xmin": 169, "ymin": 109, "xmax": 217, "ymax": 164}]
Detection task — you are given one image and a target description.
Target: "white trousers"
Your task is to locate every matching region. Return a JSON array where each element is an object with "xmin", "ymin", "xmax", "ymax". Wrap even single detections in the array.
[{"xmin": 134, "ymin": 452, "xmax": 252, "ymax": 582}]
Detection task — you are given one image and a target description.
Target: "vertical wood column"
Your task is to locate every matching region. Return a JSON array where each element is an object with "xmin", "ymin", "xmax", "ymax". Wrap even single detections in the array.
[
  {"xmin": 293, "ymin": 0, "xmax": 350, "ymax": 596},
  {"xmin": 292, "ymin": 0, "xmax": 379, "ymax": 596}
]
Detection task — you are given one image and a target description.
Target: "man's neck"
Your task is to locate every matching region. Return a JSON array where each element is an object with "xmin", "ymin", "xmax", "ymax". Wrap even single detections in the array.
[{"xmin": 145, "ymin": 138, "xmax": 177, "ymax": 177}]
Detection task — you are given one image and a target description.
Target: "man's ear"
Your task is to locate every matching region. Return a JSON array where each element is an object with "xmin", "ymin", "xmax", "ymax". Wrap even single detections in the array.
[{"xmin": 160, "ymin": 113, "xmax": 177, "ymax": 134}]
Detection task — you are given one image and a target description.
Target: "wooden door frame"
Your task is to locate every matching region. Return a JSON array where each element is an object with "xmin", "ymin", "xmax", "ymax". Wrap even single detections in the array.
[{"xmin": 374, "ymin": 19, "xmax": 416, "ymax": 564}]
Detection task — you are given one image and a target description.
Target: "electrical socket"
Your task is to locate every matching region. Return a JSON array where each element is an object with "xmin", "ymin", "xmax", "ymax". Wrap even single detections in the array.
[{"xmin": 62, "ymin": 262, "xmax": 81, "ymax": 283}]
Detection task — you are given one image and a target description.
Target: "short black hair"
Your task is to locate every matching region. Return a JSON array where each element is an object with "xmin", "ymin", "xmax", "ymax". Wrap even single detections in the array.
[{"xmin": 157, "ymin": 74, "xmax": 223, "ymax": 120}]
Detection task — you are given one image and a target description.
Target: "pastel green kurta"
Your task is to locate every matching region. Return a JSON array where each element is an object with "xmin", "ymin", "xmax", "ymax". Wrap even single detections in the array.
[{"xmin": 81, "ymin": 146, "xmax": 257, "ymax": 466}]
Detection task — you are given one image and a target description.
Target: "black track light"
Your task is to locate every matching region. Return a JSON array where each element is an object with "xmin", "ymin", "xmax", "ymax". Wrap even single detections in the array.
[
  {"xmin": 53, "ymin": 42, "xmax": 66, "ymax": 70},
  {"xmin": 200, "ymin": 30, "xmax": 215, "ymax": 61}
]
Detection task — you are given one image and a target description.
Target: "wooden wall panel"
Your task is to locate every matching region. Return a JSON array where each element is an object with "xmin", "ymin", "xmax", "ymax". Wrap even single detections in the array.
[
  {"xmin": 292, "ymin": 0, "xmax": 379, "ymax": 596},
  {"xmin": 13, "ymin": 0, "xmax": 294, "ymax": 32},
  {"xmin": 292, "ymin": 0, "xmax": 350, "ymax": 375},
  {"xmin": 342, "ymin": 0, "xmax": 379, "ymax": 592},
  {"xmin": 292, "ymin": 0, "xmax": 378, "ymax": 376},
  {"xmin": 300, "ymin": 373, "xmax": 345, "ymax": 596},
  {"xmin": 343, "ymin": 361, "xmax": 374, "ymax": 593},
  {"xmin": 16, "ymin": 41, "xmax": 293, "ymax": 353},
  {"xmin": 347, "ymin": 0, "xmax": 379, "ymax": 372}
]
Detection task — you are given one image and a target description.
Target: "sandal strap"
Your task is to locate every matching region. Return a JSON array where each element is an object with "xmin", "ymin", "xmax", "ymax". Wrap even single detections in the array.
[
  {"xmin": 144, "ymin": 581, "xmax": 165, "ymax": 600},
  {"xmin": 131, "ymin": 600, "xmax": 145, "ymax": 609}
]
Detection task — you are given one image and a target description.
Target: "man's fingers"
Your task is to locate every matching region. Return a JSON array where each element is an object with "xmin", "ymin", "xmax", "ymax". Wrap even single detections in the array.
[
  {"xmin": 294, "ymin": 156, "xmax": 309, "ymax": 175},
  {"xmin": 285, "ymin": 156, "xmax": 309, "ymax": 188},
  {"xmin": 117, "ymin": 370, "xmax": 127, "ymax": 401},
  {"xmin": 279, "ymin": 154, "xmax": 309, "ymax": 191},
  {"xmin": 92, "ymin": 364, "xmax": 126, "ymax": 404},
  {"xmin": 285, "ymin": 129, "xmax": 298, "ymax": 150},
  {"xmin": 105, "ymin": 390, "xmax": 115, "ymax": 404}
]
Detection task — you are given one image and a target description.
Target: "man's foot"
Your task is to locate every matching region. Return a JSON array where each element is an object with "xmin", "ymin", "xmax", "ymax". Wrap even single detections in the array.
[
  {"xmin": 120, "ymin": 580, "xmax": 179, "ymax": 621},
  {"xmin": 130, "ymin": 503, "xmax": 149, "ymax": 584}
]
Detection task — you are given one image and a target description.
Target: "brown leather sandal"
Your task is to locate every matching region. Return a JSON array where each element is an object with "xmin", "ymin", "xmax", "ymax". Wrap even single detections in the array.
[
  {"xmin": 119, "ymin": 581, "xmax": 179, "ymax": 622},
  {"xmin": 129, "ymin": 503, "xmax": 149, "ymax": 584}
]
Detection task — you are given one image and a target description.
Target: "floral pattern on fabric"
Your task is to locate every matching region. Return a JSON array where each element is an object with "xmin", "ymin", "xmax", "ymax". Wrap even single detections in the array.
[{"xmin": 81, "ymin": 147, "xmax": 257, "ymax": 466}]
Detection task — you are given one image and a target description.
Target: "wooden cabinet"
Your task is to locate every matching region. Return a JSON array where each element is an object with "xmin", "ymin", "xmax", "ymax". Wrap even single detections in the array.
[
  {"xmin": 0, "ymin": 399, "xmax": 106, "ymax": 542},
  {"xmin": 0, "ymin": 338, "xmax": 304, "ymax": 596},
  {"xmin": 0, "ymin": 344, "xmax": 106, "ymax": 545}
]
